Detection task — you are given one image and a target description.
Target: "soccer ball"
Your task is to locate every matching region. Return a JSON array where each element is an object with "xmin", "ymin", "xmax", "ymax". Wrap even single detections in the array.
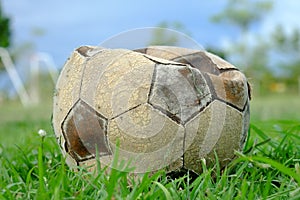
[{"xmin": 52, "ymin": 45, "xmax": 251, "ymax": 174}]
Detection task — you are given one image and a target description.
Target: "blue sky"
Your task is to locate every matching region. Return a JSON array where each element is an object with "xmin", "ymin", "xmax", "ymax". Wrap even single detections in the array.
[{"xmin": 2, "ymin": 0, "xmax": 300, "ymax": 67}]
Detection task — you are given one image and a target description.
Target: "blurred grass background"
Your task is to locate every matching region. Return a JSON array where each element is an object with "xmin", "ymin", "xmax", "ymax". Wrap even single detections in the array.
[{"xmin": 251, "ymin": 94, "xmax": 300, "ymax": 121}]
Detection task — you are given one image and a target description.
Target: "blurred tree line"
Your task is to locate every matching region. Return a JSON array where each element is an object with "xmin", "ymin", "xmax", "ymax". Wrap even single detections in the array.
[{"xmin": 210, "ymin": 0, "xmax": 300, "ymax": 95}]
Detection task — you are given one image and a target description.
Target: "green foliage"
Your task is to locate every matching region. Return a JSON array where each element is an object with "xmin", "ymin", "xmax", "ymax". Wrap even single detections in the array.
[
  {"xmin": 210, "ymin": 0, "xmax": 300, "ymax": 95},
  {"xmin": 271, "ymin": 24, "xmax": 300, "ymax": 82},
  {"xmin": 272, "ymin": 25, "xmax": 300, "ymax": 52},
  {"xmin": 148, "ymin": 21, "xmax": 191, "ymax": 46},
  {"xmin": 0, "ymin": 1, "xmax": 11, "ymax": 48},
  {"xmin": 0, "ymin": 0, "xmax": 11, "ymax": 71},
  {"xmin": 210, "ymin": 0, "xmax": 274, "ymax": 83},
  {"xmin": 211, "ymin": 0, "xmax": 273, "ymax": 33},
  {"xmin": 205, "ymin": 47, "xmax": 227, "ymax": 59}
]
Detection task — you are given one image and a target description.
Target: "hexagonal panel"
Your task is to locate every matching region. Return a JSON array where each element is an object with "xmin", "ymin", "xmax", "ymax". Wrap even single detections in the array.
[
  {"xmin": 80, "ymin": 50, "xmax": 155, "ymax": 119},
  {"xmin": 62, "ymin": 100, "xmax": 111, "ymax": 162},
  {"xmin": 107, "ymin": 103, "xmax": 184, "ymax": 173},
  {"xmin": 184, "ymin": 100, "xmax": 243, "ymax": 174},
  {"xmin": 53, "ymin": 48, "xmax": 87, "ymax": 138},
  {"xmin": 149, "ymin": 64, "xmax": 212, "ymax": 124}
]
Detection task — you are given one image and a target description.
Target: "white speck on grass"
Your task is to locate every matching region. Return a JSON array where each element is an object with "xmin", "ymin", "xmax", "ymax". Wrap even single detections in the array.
[{"xmin": 38, "ymin": 129, "xmax": 47, "ymax": 137}]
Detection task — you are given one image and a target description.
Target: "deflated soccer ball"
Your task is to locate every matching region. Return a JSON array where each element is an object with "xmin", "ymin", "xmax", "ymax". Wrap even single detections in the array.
[{"xmin": 52, "ymin": 45, "xmax": 251, "ymax": 174}]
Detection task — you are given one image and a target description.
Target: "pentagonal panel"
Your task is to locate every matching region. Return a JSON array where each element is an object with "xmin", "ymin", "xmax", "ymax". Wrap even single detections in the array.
[
  {"xmin": 107, "ymin": 103, "xmax": 184, "ymax": 173},
  {"xmin": 53, "ymin": 48, "xmax": 88, "ymax": 138},
  {"xmin": 184, "ymin": 100, "xmax": 243, "ymax": 174},
  {"xmin": 80, "ymin": 49, "xmax": 155, "ymax": 119},
  {"xmin": 207, "ymin": 70, "xmax": 249, "ymax": 110},
  {"xmin": 62, "ymin": 100, "xmax": 111, "ymax": 162},
  {"xmin": 149, "ymin": 64, "xmax": 212, "ymax": 124}
]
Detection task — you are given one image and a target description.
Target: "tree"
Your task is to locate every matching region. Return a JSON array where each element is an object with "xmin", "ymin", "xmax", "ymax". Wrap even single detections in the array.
[
  {"xmin": 210, "ymin": 0, "xmax": 274, "ymax": 95},
  {"xmin": 272, "ymin": 25, "xmax": 300, "ymax": 55},
  {"xmin": 271, "ymin": 25, "xmax": 300, "ymax": 92},
  {"xmin": 211, "ymin": 0, "xmax": 273, "ymax": 34},
  {"xmin": 211, "ymin": 0, "xmax": 273, "ymax": 65},
  {"xmin": 0, "ymin": 1, "xmax": 11, "ymax": 48},
  {"xmin": 0, "ymin": 1, "xmax": 11, "ymax": 71}
]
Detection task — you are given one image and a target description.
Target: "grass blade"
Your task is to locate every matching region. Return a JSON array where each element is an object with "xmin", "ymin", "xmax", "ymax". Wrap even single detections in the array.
[
  {"xmin": 153, "ymin": 181, "xmax": 172, "ymax": 200},
  {"xmin": 251, "ymin": 124, "xmax": 278, "ymax": 149},
  {"xmin": 37, "ymin": 145, "xmax": 46, "ymax": 199},
  {"xmin": 240, "ymin": 155, "xmax": 300, "ymax": 185}
]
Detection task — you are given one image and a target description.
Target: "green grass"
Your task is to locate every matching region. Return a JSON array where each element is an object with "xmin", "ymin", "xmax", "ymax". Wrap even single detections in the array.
[
  {"xmin": 250, "ymin": 94, "xmax": 300, "ymax": 121},
  {"xmin": 0, "ymin": 94, "xmax": 300, "ymax": 199}
]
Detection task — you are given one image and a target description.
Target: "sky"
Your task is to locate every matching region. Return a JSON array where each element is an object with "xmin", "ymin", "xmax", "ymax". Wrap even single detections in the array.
[{"xmin": 2, "ymin": 0, "xmax": 300, "ymax": 68}]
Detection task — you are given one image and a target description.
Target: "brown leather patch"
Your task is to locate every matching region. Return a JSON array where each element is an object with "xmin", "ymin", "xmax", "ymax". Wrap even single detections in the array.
[{"xmin": 62, "ymin": 100, "xmax": 111, "ymax": 161}]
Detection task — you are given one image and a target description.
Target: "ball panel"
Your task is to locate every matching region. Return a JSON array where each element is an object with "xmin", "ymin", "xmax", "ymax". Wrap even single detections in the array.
[
  {"xmin": 241, "ymin": 100, "xmax": 250, "ymax": 148},
  {"xmin": 81, "ymin": 50, "xmax": 155, "ymax": 119},
  {"xmin": 53, "ymin": 49, "xmax": 87, "ymax": 138},
  {"xmin": 80, "ymin": 48, "xmax": 130, "ymax": 118},
  {"xmin": 184, "ymin": 103, "xmax": 212, "ymax": 173},
  {"xmin": 78, "ymin": 159, "xmax": 97, "ymax": 170},
  {"xmin": 204, "ymin": 103, "xmax": 243, "ymax": 170},
  {"xmin": 172, "ymin": 52, "xmax": 221, "ymax": 75},
  {"xmin": 62, "ymin": 100, "xmax": 111, "ymax": 162},
  {"xmin": 134, "ymin": 46, "xmax": 199, "ymax": 61},
  {"xmin": 149, "ymin": 64, "xmax": 212, "ymax": 124},
  {"xmin": 57, "ymin": 134, "xmax": 66, "ymax": 155},
  {"xmin": 206, "ymin": 70, "xmax": 248, "ymax": 110},
  {"xmin": 205, "ymin": 51, "xmax": 237, "ymax": 70},
  {"xmin": 142, "ymin": 54, "xmax": 182, "ymax": 65},
  {"xmin": 77, "ymin": 154, "xmax": 114, "ymax": 173},
  {"xmin": 107, "ymin": 103, "xmax": 184, "ymax": 173},
  {"xmin": 65, "ymin": 152, "xmax": 78, "ymax": 169},
  {"xmin": 184, "ymin": 100, "xmax": 243, "ymax": 174},
  {"xmin": 76, "ymin": 45, "xmax": 104, "ymax": 57},
  {"xmin": 136, "ymin": 47, "xmax": 222, "ymax": 76}
]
